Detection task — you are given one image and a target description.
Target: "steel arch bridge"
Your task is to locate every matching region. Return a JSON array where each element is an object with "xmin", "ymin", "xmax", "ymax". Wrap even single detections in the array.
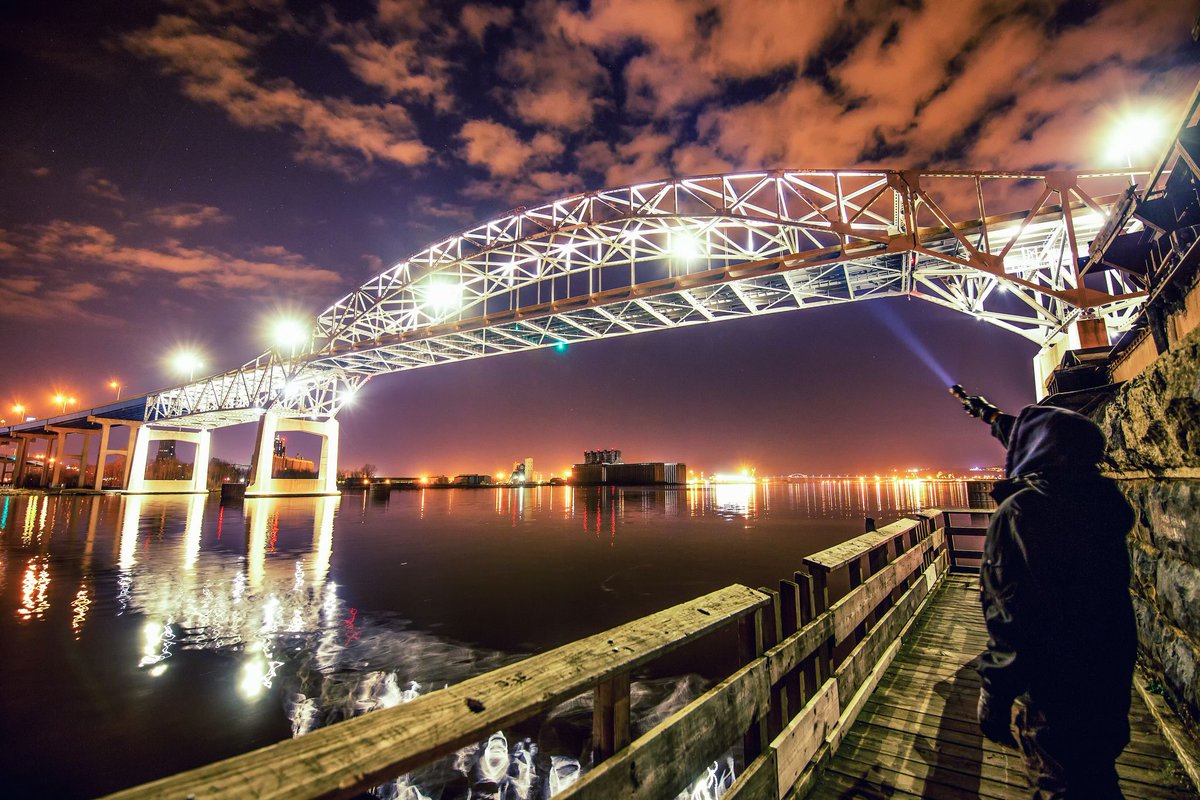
[{"xmin": 146, "ymin": 168, "xmax": 1146, "ymax": 428}]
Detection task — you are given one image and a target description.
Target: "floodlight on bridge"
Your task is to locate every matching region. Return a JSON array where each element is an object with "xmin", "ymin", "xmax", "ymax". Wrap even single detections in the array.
[
  {"xmin": 422, "ymin": 280, "xmax": 463, "ymax": 312},
  {"xmin": 1108, "ymin": 112, "xmax": 1166, "ymax": 171},
  {"xmin": 171, "ymin": 351, "xmax": 204, "ymax": 382},
  {"xmin": 270, "ymin": 317, "xmax": 309, "ymax": 355},
  {"xmin": 671, "ymin": 231, "xmax": 707, "ymax": 262}
]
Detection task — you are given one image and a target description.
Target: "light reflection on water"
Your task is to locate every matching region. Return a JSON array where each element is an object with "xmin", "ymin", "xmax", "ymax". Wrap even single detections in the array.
[{"xmin": 0, "ymin": 479, "xmax": 981, "ymax": 798}]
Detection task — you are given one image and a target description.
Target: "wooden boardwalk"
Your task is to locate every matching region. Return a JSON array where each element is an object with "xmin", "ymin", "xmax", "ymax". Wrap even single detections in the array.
[{"xmin": 807, "ymin": 574, "xmax": 1199, "ymax": 800}]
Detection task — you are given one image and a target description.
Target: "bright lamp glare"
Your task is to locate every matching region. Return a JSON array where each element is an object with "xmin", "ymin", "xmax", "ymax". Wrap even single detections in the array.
[
  {"xmin": 271, "ymin": 318, "xmax": 308, "ymax": 350},
  {"xmin": 424, "ymin": 281, "xmax": 462, "ymax": 311},
  {"xmin": 672, "ymin": 232, "xmax": 706, "ymax": 261},
  {"xmin": 172, "ymin": 351, "xmax": 203, "ymax": 376},
  {"xmin": 1108, "ymin": 113, "xmax": 1165, "ymax": 163}
]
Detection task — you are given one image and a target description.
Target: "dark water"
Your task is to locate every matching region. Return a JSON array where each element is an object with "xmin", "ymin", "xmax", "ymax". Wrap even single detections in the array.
[{"xmin": 0, "ymin": 480, "xmax": 974, "ymax": 798}]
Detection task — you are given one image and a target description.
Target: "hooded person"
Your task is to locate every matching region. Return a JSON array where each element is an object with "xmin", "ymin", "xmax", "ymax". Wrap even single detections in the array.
[{"xmin": 956, "ymin": 391, "xmax": 1136, "ymax": 799}]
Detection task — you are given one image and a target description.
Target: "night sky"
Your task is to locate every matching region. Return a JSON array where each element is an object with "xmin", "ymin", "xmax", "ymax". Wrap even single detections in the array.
[{"xmin": 1, "ymin": 0, "xmax": 1196, "ymax": 477}]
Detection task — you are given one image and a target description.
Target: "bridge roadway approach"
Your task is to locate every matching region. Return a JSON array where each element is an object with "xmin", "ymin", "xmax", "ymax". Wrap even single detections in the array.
[{"xmin": 0, "ymin": 168, "xmax": 1152, "ymax": 496}]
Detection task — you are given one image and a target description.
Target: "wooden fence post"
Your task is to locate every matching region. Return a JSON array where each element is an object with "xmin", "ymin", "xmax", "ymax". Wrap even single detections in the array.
[
  {"xmin": 592, "ymin": 672, "xmax": 631, "ymax": 762},
  {"xmin": 738, "ymin": 609, "xmax": 766, "ymax": 761}
]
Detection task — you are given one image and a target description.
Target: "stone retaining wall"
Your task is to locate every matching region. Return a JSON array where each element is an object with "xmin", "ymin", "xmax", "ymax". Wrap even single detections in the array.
[{"xmin": 1095, "ymin": 327, "xmax": 1200, "ymax": 726}]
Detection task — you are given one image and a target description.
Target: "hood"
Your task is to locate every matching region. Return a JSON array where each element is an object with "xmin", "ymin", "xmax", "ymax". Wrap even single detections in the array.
[{"xmin": 1004, "ymin": 404, "xmax": 1106, "ymax": 478}]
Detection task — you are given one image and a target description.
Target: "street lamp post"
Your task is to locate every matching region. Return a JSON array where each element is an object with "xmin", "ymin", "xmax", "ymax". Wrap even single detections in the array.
[{"xmin": 109, "ymin": 380, "xmax": 123, "ymax": 400}]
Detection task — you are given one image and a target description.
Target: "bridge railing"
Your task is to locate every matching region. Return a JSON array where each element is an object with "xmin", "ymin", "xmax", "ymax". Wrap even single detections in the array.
[{"xmin": 104, "ymin": 508, "xmax": 989, "ymax": 800}]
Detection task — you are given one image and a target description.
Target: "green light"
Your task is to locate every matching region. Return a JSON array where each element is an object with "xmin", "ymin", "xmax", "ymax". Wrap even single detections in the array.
[{"xmin": 555, "ymin": 342, "xmax": 567, "ymax": 352}]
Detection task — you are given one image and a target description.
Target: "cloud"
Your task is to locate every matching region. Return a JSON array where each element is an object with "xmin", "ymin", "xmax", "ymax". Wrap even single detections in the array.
[
  {"xmin": 6, "ymin": 219, "xmax": 341, "ymax": 295},
  {"xmin": 0, "ymin": 275, "xmax": 113, "ymax": 323},
  {"xmin": 459, "ymin": 120, "xmax": 563, "ymax": 178},
  {"xmin": 325, "ymin": 4, "xmax": 456, "ymax": 112},
  {"xmin": 462, "ymin": 4, "xmax": 514, "ymax": 43},
  {"xmin": 147, "ymin": 203, "xmax": 231, "ymax": 229},
  {"xmin": 79, "ymin": 168, "xmax": 126, "ymax": 203},
  {"xmin": 125, "ymin": 15, "xmax": 430, "ymax": 175},
  {"xmin": 30, "ymin": 167, "xmax": 51, "ymax": 178},
  {"xmin": 463, "ymin": 170, "xmax": 585, "ymax": 207},
  {"xmin": 410, "ymin": 195, "xmax": 478, "ymax": 224},
  {"xmin": 690, "ymin": 0, "xmax": 1199, "ymax": 171},
  {"xmin": 497, "ymin": 4, "xmax": 610, "ymax": 131}
]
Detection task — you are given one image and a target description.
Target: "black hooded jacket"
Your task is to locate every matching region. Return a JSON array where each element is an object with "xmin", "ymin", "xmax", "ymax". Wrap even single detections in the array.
[{"xmin": 978, "ymin": 405, "xmax": 1136, "ymax": 742}]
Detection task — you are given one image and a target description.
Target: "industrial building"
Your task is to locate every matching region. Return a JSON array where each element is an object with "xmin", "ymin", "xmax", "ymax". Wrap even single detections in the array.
[{"xmin": 570, "ymin": 449, "xmax": 685, "ymax": 485}]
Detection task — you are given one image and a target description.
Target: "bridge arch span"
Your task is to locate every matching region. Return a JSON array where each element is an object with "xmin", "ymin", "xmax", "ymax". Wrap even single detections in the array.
[{"xmin": 148, "ymin": 169, "xmax": 1144, "ymax": 427}]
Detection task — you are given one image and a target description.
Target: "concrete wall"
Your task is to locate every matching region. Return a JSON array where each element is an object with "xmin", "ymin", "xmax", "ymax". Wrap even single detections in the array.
[{"xmin": 1095, "ymin": 325, "xmax": 1200, "ymax": 727}]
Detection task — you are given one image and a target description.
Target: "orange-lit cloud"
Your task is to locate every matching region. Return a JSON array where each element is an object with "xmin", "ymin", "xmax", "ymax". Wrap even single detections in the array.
[
  {"xmin": 3, "ymin": 219, "xmax": 340, "ymax": 301},
  {"xmin": 125, "ymin": 16, "xmax": 430, "ymax": 175},
  {"xmin": 146, "ymin": 204, "xmax": 231, "ymax": 230}
]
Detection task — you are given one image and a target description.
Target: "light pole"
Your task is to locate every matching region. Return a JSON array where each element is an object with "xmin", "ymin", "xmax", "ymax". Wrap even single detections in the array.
[{"xmin": 109, "ymin": 380, "xmax": 123, "ymax": 400}]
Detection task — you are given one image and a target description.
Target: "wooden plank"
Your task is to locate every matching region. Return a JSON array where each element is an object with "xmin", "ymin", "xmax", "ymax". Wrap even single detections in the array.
[
  {"xmin": 828, "ymin": 538, "xmax": 930, "ymax": 644},
  {"xmin": 741, "ymin": 608, "xmax": 768, "ymax": 761},
  {"xmin": 760, "ymin": 587, "xmax": 785, "ymax": 737},
  {"xmin": 592, "ymin": 671, "xmax": 631, "ymax": 761},
  {"xmin": 724, "ymin": 751, "xmax": 779, "ymax": 800},
  {"xmin": 803, "ymin": 518, "xmax": 923, "ymax": 572},
  {"xmin": 764, "ymin": 610, "xmax": 835, "ymax": 688},
  {"xmin": 778, "ymin": 578, "xmax": 802, "ymax": 726},
  {"xmin": 772, "ymin": 679, "xmax": 840, "ymax": 792},
  {"xmin": 562, "ymin": 660, "xmax": 770, "ymax": 800},
  {"xmin": 104, "ymin": 583, "xmax": 768, "ymax": 800},
  {"xmin": 1134, "ymin": 666, "xmax": 1200, "ymax": 793},
  {"xmin": 834, "ymin": 566, "xmax": 933, "ymax": 703}
]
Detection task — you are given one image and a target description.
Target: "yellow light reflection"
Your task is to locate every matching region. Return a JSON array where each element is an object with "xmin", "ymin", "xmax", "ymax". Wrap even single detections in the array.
[
  {"xmin": 71, "ymin": 584, "xmax": 91, "ymax": 638},
  {"xmin": 17, "ymin": 556, "xmax": 50, "ymax": 621}
]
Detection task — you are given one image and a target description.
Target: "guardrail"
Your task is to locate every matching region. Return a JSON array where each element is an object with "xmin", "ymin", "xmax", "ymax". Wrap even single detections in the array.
[{"xmin": 105, "ymin": 507, "xmax": 991, "ymax": 800}]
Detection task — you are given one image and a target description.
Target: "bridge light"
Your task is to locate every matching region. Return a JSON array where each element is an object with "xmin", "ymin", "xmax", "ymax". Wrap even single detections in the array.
[
  {"xmin": 672, "ymin": 231, "xmax": 706, "ymax": 262},
  {"xmin": 270, "ymin": 317, "xmax": 309, "ymax": 355},
  {"xmin": 555, "ymin": 342, "xmax": 567, "ymax": 352},
  {"xmin": 171, "ymin": 351, "xmax": 204, "ymax": 381},
  {"xmin": 1108, "ymin": 111, "xmax": 1166, "ymax": 175},
  {"xmin": 423, "ymin": 280, "xmax": 462, "ymax": 312}
]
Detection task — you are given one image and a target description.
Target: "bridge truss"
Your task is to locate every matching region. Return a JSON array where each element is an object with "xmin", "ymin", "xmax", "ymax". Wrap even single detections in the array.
[{"xmin": 146, "ymin": 169, "xmax": 1147, "ymax": 427}]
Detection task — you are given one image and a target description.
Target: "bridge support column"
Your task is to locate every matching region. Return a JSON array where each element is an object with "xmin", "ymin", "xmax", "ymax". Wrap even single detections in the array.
[
  {"xmin": 245, "ymin": 411, "xmax": 339, "ymax": 497},
  {"xmin": 50, "ymin": 430, "xmax": 67, "ymax": 487},
  {"xmin": 125, "ymin": 426, "xmax": 210, "ymax": 494},
  {"xmin": 12, "ymin": 434, "xmax": 35, "ymax": 487},
  {"xmin": 1033, "ymin": 318, "xmax": 1112, "ymax": 399},
  {"xmin": 91, "ymin": 422, "xmax": 112, "ymax": 491}
]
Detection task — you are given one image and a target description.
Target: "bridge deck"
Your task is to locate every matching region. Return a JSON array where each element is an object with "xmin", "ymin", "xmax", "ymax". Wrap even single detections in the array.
[{"xmin": 806, "ymin": 574, "xmax": 1198, "ymax": 799}]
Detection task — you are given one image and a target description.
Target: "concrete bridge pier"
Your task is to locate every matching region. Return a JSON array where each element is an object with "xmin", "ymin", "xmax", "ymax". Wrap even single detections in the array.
[
  {"xmin": 244, "ymin": 411, "xmax": 339, "ymax": 497},
  {"xmin": 1033, "ymin": 316, "xmax": 1111, "ymax": 399},
  {"xmin": 86, "ymin": 418, "xmax": 140, "ymax": 491},
  {"xmin": 124, "ymin": 426, "xmax": 210, "ymax": 495},
  {"xmin": 48, "ymin": 427, "xmax": 93, "ymax": 488}
]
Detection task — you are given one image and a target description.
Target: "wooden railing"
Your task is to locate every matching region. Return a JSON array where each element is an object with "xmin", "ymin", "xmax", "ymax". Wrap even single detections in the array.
[
  {"xmin": 105, "ymin": 508, "xmax": 991, "ymax": 800},
  {"xmin": 939, "ymin": 507, "xmax": 992, "ymax": 572}
]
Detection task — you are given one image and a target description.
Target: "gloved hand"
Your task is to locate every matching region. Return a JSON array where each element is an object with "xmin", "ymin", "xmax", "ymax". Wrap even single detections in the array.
[
  {"xmin": 977, "ymin": 688, "xmax": 1016, "ymax": 747},
  {"xmin": 950, "ymin": 385, "xmax": 1001, "ymax": 424}
]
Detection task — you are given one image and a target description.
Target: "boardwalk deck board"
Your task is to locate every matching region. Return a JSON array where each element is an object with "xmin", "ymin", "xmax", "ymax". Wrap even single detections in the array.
[{"xmin": 804, "ymin": 574, "xmax": 1199, "ymax": 799}]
